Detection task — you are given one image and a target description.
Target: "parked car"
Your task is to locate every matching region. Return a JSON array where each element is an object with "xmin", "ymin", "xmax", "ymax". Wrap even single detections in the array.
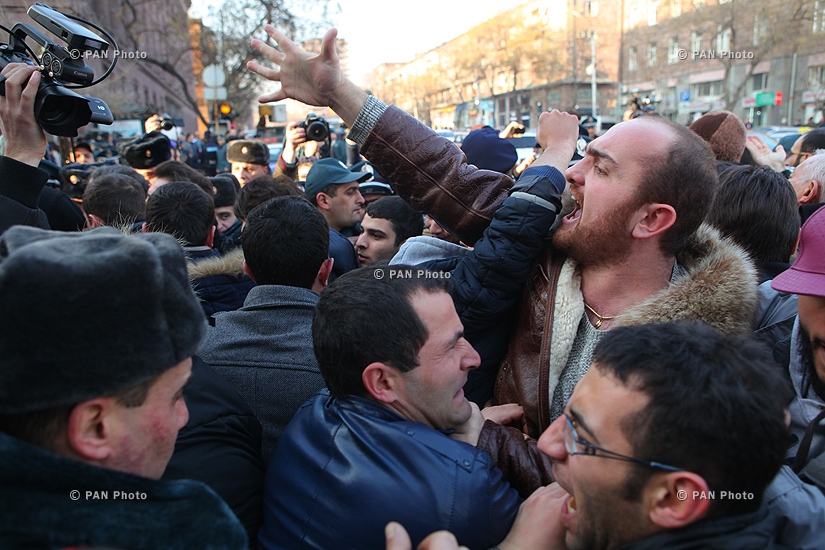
[
  {"xmin": 506, "ymin": 134, "xmax": 539, "ymax": 163},
  {"xmin": 267, "ymin": 143, "xmax": 283, "ymax": 173}
]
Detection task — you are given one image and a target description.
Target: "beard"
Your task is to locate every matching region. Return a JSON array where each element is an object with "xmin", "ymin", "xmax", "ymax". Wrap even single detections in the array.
[{"xmin": 553, "ymin": 191, "xmax": 640, "ymax": 267}]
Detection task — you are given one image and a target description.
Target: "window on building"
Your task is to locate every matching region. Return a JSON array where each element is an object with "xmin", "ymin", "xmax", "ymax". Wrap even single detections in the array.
[
  {"xmin": 648, "ymin": 43, "xmax": 658, "ymax": 67},
  {"xmin": 716, "ymin": 26, "xmax": 731, "ymax": 52},
  {"xmin": 815, "ymin": 1, "xmax": 825, "ymax": 34},
  {"xmin": 808, "ymin": 65, "xmax": 825, "ymax": 88},
  {"xmin": 630, "ymin": 46, "xmax": 638, "ymax": 71},
  {"xmin": 670, "ymin": 0, "xmax": 681, "ymax": 17},
  {"xmin": 668, "ymin": 36, "xmax": 680, "ymax": 64},
  {"xmin": 690, "ymin": 80, "xmax": 723, "ymax": 98},
  {"xmin": 582, "ymin": 1, "xmax": 599, "ymax": 17},
  {"xmin": 629, "ymin": 1, "xmax": 642, "ymax": 27},
  {"xmin": 753, "ymin": 14, "xmax": 768, "ymax": 46},
  {"xmin": 749, "ymin": 73, "xmax": 769, "ymax": 93},
  {"xmin": 691, "ymin": 31, "xmax": 703, "ymax": 52},
  {"xmin": 648, "ymin": 1, "xmax": 659, "ymax": 26}
]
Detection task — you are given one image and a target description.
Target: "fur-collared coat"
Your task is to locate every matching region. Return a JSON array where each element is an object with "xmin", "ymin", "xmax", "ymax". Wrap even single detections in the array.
[
  {"xmin": 188, "ymin": 248, "xmax": 256, "ymax": 317},
  {"xmin": 495, "ymin": 224, "xmax": 759, "ymax": 436}
]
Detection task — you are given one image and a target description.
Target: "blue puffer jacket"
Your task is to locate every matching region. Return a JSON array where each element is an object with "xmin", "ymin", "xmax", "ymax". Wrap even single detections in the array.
[
  {"xmin": 398, "ymin": 166, "xmax": 565, "ymax": 406},
  {"xmin": 187, "ymin": 248, "xmax": 256, "ymax": 318},
  {"xmin": 258, "ymin": 391, "xmax": 521, "ymax": 550}
]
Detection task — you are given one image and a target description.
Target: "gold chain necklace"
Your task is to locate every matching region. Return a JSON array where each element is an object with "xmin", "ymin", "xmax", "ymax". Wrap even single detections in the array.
[{"xmin": 583, "ymin": 302, "xmax": 615, "ymax": 329}]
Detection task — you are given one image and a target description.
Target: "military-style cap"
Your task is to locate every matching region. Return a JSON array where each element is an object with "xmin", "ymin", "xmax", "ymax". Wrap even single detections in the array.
[
  {"xmin": 227, "ymin": 140, "xmax": 269, "ymax": 166},
  {"xmin": 117, "ymin": 131, "xmax": 172, "ymax": 169}
]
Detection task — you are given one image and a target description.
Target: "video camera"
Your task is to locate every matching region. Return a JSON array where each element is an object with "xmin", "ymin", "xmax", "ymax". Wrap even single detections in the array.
[
  {"xmin": 0, "ymin": 3, "xmax": 114, "ymax": 137},
  {"xmin": 299, "ymin": 113, "xmax": 330, "ymax": 142}
]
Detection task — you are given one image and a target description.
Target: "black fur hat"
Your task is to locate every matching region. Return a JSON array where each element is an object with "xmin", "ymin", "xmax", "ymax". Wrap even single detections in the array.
[
  {"xmin": 226, "ymin": 140, "xmax": 269, "ymax": 166},
  {"xmin": 118, "ymin": 131, "xmax": 172, "ymax": 169},
  {"xmin": 0, "ymin": 226, "xmax": 206, "ymax": 414},
  {"xmin": 211, "ymin": 174, "xmax": 240, "ymax": 208}
]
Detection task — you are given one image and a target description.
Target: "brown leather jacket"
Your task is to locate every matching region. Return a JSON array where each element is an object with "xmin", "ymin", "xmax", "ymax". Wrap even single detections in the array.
[{"xmin": 361, "ymin": 106, "xmax": 511, "ymax": 246}]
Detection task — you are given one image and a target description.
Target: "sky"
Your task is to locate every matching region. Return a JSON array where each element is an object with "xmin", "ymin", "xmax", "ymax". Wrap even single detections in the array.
[{"xmin": 190, "ymin": 0, "xmax": 516, "ymax": 86}]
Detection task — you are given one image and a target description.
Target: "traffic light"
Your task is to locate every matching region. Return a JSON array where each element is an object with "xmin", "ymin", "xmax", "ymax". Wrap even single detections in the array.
[{"xmin": 219, "ymin": 103, "xmax": 237, "ymax": 121}]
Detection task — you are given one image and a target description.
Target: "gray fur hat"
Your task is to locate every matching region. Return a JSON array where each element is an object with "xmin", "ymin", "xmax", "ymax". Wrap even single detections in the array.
[
  {"xmin": 0, "ymin": 226, "xmax": 206, "ymax": 414},
  {"xmin": 227, "ymin": 140, "xmax": 269, "ymax": 166}
]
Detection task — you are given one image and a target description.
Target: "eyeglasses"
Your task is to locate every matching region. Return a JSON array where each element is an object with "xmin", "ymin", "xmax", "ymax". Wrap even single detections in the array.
[
  {"xmin": 785, "ymin": 151, "xmax": 809, "ymax": 162},
  {"xmin": 564, "ymin": 415, "xmax": 683, "ymax": 472}
]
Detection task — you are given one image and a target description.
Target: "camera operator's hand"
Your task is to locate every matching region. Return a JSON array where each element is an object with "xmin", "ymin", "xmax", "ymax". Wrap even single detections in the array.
[
  {"xmin": 0, "ymin": 63, "xmax": 46, "ymax": 167},
  {"xmin": 532, "ymin": 110, "xmax": 579, "ymax": 175},
  {"xmin": 248, "ymin": 26, "xmax": 368, "ymax": 126},
  {"xmin": 281, "ymin": 120, "xmax": 307, "ymax": 164},
  {"xmin": 145, "ymin": 114, "xmax": 162, "ymax": 133},
  {"xmin": 499, "ymin": 121, "xmax": 525, "ymax": 139}
]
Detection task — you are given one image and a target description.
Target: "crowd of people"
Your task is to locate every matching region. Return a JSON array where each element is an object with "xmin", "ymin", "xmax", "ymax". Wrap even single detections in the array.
[{"xmin": 1, "ymin": 23, "xmax": 825, "ymax": 550}]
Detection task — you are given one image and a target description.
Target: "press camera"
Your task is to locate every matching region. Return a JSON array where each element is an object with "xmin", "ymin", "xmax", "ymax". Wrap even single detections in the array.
[{"xmin": 0, "ymin": 3, "xmax": 114, "ymax": 136}]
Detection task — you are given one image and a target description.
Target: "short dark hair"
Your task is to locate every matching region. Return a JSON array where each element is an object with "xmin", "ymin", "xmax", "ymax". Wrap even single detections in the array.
[
  {"xmin": 243, "ymin": 196, "xmax": 329, "ymax": 288},
  {"xmin": 365, "ymin": 196, "xmax": 424, "ymax": 246},
  {"xmin": 89, "ymin": 164, "xmax": 149, "ymax": 193},
  {"xmin": 0, "ymin": 373, "xmax": 158, "ymax": 453},
  {"xmin": 234, "ymin": 175, "xmax": 302, "ymax": 221},
  {"xmin": 308, "ymin": 183, "xmax": 339, "ymax": 207},
  {"xmin": 146, "ymin": 181, "xmax": 215, "ymax": 246},
  {"xmin": 153, "ymin": 160, "xmax": 214, "ymax": 195},
  {"xmin": 313, "ymin": 266, "xmax": 451, "ymax": 399},
  {"xmin": 635, "ymin": 118, "xmax": 719, "ymax": 255},
  {"xmin": 708, "ymin": 165, "xmax": 800, "ymax": 263},
  {"xmin": 800, "ymin": 128, "xmax": 825, "ymax": 153},
  {"xmin": 593, "ymin": 322, "xmax": 789, "ymax": 517},
  {"xmin": 83, "ymin": 173, "xmax": 147, "ymax": 226}
]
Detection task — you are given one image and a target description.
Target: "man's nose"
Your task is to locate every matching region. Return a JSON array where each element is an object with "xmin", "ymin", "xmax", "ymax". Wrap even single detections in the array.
[{"xmin": 537, "ymin": 415, "xmax": 569, "ymax": 461}]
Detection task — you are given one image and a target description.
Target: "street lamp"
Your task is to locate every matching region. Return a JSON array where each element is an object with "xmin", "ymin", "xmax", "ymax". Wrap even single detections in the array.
[{"xmin": 572, "ymin": 10, "xmax": 598, "ymax": 121}]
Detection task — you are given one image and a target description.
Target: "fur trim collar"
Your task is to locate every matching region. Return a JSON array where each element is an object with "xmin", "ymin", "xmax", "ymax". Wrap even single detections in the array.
[
  {"xmin": 187, "ymin": 248, "xmax": 246, "ymax": 281},
  {"xmin": 616, "ymin": 224, "xmax": 758, "ymax": 335},
  {"xmin": 546, "ymin": 224, "xmax": 758, "ymax": 400}
]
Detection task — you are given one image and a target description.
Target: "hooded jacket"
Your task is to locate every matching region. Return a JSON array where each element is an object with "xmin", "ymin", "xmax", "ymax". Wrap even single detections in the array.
[{"xmin": 188, "ymin": 248, "xmax": 256, "ymax": 317}]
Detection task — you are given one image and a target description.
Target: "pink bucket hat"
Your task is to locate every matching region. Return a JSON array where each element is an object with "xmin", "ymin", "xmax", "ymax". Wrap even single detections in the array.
[{"xmin": 772, "ymin": 206, "xmax": 825, "ymax": 297}]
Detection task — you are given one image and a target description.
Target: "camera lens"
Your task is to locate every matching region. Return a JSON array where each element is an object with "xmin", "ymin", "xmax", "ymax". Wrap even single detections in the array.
[
  {"xmin": 306, "ymin": 121, "xmax": 329, "ymax": 141},
  {"xmin": 39, "ymin": 94, "xmax": 76, "ymax": 125}
]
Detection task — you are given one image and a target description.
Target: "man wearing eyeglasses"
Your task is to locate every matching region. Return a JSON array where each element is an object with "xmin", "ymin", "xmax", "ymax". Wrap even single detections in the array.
[
  {"xmin": 388, "ymin": 322, "xmax": 803, "ymax": 550},
  {"xmin": 784, "ymin": 128, "xmax": 825, "ymax": 169}
]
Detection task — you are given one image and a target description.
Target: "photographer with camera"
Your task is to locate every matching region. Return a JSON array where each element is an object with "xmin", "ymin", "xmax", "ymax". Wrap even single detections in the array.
[
  {"xmin": 273, "ymin": 114, "xmax": 331, "ymax": 179},
  {"xmin": 0, "ymin": 63, "xmax": 50, "ymax": 235}
]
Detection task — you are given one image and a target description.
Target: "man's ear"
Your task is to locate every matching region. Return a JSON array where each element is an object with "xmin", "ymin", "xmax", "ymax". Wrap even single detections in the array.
[
  {"xmin": 800, "ymin": 179, "xmax": 821, "ymax": 204},
  {"xmin": 141, "ymin": 222, "xmax": 148, "ymax": 233},
  {"xmin": 646, "ymin": 472, "xmax": 711, "ymax": 530},
  {"xmin": 631, "ymin": 203, "xmax": 677, "ymax": 240},
  {"xmin": 243, "ymin": 260, "xmax": 256, "ymax": 283},
  {"xmin": 65, "ymin": 398, "xmax": 117, "ymax": 462},
  {"xmin": 312, "ymin": 257, "xmax": 334, "ymax": 292},
  {"xmin": 86, "ymin": 214, "xmax": 104, "ymax": 229},
  {"xmin": 316, "ymin": 192, "xmax": 332, "ymax": 211},
  {"xmin": 205, "ymin": 225, "xmax": 216, "ymax": 248},
  {"xmin": 362, "ymin": 362, "xmax": 401, "ymax": 404}
]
